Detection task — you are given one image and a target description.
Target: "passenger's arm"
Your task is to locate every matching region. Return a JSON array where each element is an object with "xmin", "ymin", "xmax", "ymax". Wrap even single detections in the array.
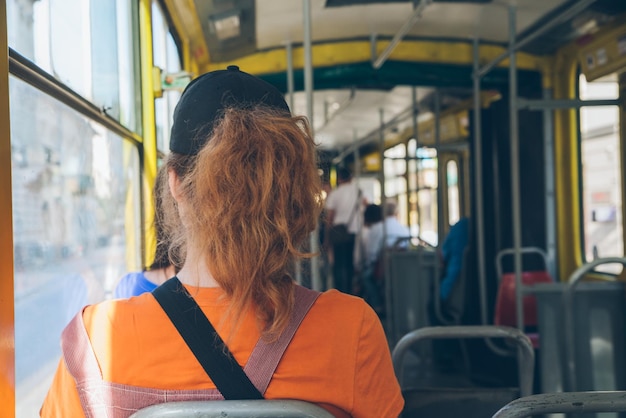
[
  {"xmin": 352, "ymin": 304, "xmax": 404, "ymax": 418},
  {"xmin": 40, "ymin": 358, "xmax": 85, "ymax": 417}
]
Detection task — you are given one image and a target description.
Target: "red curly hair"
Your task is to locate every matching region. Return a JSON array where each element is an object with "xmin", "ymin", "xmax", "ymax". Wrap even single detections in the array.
[{"xmin": 162, "ymin": 106, "xmax": 322, "ymax": 339}]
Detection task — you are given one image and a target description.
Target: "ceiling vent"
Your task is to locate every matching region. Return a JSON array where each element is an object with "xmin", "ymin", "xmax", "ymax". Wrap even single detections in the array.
[{"xmin": 195, "ymin": 0, "xmax": 256, "ymax": 62}]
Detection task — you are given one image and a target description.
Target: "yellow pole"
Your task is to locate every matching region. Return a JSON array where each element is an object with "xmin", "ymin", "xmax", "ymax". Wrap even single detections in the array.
[
  {"xmin": 139, "ymin": 0, "xmax": 158, "ymax": 269},
  {"xmin": 553, "ymin": 46, "xmax": 583, "ymax": 280},
  {"xmin": 619, "ymin": 72, "xmax": 626, "ymax": 280}
]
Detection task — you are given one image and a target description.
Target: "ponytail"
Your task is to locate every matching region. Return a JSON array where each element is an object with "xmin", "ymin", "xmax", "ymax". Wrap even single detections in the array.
[{"xmin": 166, "ymin": 106, "xmax": 322, "ymax": 339}]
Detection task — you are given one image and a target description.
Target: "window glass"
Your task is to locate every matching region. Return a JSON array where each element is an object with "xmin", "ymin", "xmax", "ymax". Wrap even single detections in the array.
[
  {"xmin": 10, "ymin": 76, "xmax": 141, "ymax": 416},
  {"xmin": 407, "ymin": 139, "xmax": 419, "ymax": 237},
  {"xmin": 416, "ymin": 147, "xmax": 438, "ymax": 246},
  {"xmin": 383, "ymin": 143, "xmax": 408, "ymax": 225},
  {"xmin": 7, "ymin": 0, "xmax": 141, "ymax": 133},
  {"xmin": 116, "ymin": 0, "xmax": 142, "ymax": 133},
  {"xmin": 579, "ymin": 74, "xmax": 623, "ymax": 274},
  {"xmin": 153, "ymin": 1, "xmax": 182, "ymax": 155},
  {"xmin": 447, "ymin": 159, "xmax": 460, "ymax": 226}
]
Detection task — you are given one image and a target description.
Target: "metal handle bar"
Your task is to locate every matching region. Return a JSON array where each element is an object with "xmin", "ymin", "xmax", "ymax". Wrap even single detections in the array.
[
  {"xmin": 495, "ymin": 247, "xmax": 550, "ymax": 282},
  {"xmin": 392, "ymin": 326, "xmax": 534, "ymax": 397},
  {"xmin": 563, "ymin": 257, "xmax": 626, "ymax": 391},
  {"xmin": 492, "ymin": 391, "xmax": 626, "ymax": 418},
  {"xmin": 391, "ymin": 236, "xmax": 413, "ymax": 249},
  {"xmin": 129, "ymin": 400, "xmax": 335, "ymax": 418}
]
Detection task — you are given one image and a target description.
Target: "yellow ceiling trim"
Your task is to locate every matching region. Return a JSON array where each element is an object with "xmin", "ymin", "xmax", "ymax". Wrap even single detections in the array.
[
  {"xmin": 203, "ymin": 40, "xmax": 544, "ymax": 75},
  {"xmin": 162, "ymin": 0, "xmax": 210, "ymax": 69}
]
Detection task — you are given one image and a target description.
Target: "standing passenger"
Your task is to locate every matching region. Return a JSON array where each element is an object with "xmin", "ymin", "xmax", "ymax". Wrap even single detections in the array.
[
  {"xmin": 325, "ymin": 167, "xmax": 362, "ymax": 295},
  {"xmin": 41, "ymin": 66, "xmax": 403, "ymax": 418}
]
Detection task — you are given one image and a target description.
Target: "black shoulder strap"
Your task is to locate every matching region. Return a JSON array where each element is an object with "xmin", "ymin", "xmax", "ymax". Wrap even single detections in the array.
[{"xmin": 152, "ymin": 277, "xmax": 263, "ymax": 400}]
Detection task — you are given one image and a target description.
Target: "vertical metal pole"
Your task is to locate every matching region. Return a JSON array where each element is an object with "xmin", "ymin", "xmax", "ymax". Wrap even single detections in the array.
[
  {"xmin": 404, "ymin": 140, "xmax": 410, "ymax": 227},
  {"xmin": 620, "ymin": 74, "xmax": 626, "ymax": 268},
  {"xmin": 288, "ymin": 43, "xmax": 297, "ymax": 284},
  {"xmin": 303, "ymin": 0, "xmax": 313, "ymax": 123},
  {"xmin": 354, "ymin": 142, "xmax": 362, "ymax": 270},
  {"xmin": 303, "ymin": 0, "xmax": 320, "ymax": 291},
  {"xmin": 285, "ymin": 41, "xmax": 295, "ymax": 111},
  {"xmin": 473, "ymin": 38, "xmax": 488, "ymax": 326},
  {"xmin": 291, "ymin": 38, "xmax": 299, "ymax": 287},
  {"xmin": 353, "ymin": 144, "xmax": 363, "ymax": 235},
  {"xmin": 508, "ymin": 6, "xmax": 524, "ymax": 331},
  {"xmin": 139, "ymin": 0, "xmax": 158, "ymax": 269},
  {"xmin": 434, "ymin": 90, "xmax": 445, "ymax": 244},
  {"xmin": 380, "ymin": 108, "xmax": 387, "ymax": 249},
  {"xmin": 352, "ymin": 129, "xmax": 363, "ymax": 236},
  {"xmin": 380, "ymin": 108, "xmax": 393, "ymax": 337},
  {"xmin": 543, "ymin": 88, "xmax": 558, "ymax": 280},
  {"xmin": 354, "ymin": 129, "xmax": 361, "ymax": 179},
  {"xmin": 412, "ymin": 86, "xmax": 422, "ymax": 237}
]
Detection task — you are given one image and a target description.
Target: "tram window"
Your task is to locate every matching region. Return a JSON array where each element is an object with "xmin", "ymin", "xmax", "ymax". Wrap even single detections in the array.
[
  {"xmin": 417, "ymin": 147, "xmax": 438, "ymax": 246},
  {"xmin": 579, "ymin": 74, "xmax": 623, "ymax": 273},
  {"xmin": 152, "ymin": 1, "xmax": 182, "ymax": 155},
  {"xmin": 9, "ymin": 75, "xmax": 141, "ymax": 416},
  {"xmin": 447, "ymin": 160, "xmax": 460, "ymax": 226},
  {"xmin": 408, "ymin": 139, "xmax": 419, "ymax": 237},
  {"xmin": 384, "ymin": 143, "xmax": 409, "ymax": 225},
  {"xmin": 7, "ymin": 0, "xmax": 141, "ymax": 133}
]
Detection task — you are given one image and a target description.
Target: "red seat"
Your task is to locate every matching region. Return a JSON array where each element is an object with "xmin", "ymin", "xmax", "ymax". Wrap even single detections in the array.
[{"xmin": 494, "ymin": 270, "xmax": 553, "ymax": 348}]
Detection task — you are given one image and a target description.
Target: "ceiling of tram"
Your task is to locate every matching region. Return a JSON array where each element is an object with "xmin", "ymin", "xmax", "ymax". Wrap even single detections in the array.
[
  {"xmin": 255, "ymin": 0, "xmax": 570, "ymax": 49},
  {"xmin": 188, "ymin": 0, "xmax": 622, "ymax": 151}
]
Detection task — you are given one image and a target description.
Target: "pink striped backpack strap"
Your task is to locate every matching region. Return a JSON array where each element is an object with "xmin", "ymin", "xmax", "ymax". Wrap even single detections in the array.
[
  {"xmin": 61, "ymin": 308, "xmax": 102, "ymax": 383},
  {"xmin": 243, "ymin": 285, "xmax": 321, "ymax": 395},
  {"xmin": 60, "ymin": 285, "xmax": 321, "ymax": 404}
]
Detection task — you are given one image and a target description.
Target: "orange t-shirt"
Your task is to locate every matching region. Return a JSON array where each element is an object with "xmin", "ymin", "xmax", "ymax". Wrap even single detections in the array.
[{"xmin": 40, "ymin": 287, "xmax": 404, "ymax": 417}]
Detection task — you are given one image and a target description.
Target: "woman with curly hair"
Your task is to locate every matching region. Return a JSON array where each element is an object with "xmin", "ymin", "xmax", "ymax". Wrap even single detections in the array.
[{"xmin": 41, "ymin": 66, "xmax": 403, "ymax": 418}]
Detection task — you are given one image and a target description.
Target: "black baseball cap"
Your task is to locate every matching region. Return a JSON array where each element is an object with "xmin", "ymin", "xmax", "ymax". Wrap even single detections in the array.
[{"xmin": 169, "ymin": 65, "xmax": 290, "ymax": 155}]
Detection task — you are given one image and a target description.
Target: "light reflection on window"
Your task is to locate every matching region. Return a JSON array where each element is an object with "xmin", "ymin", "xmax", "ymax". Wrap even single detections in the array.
[
  {"xmin": 447, "ymin": 160, "xmax": 460, "ymax": 226},
  {"xmin": 579, "ymin": 74, "xmax": 623, "ymax": 274},
  {"xmin": 8, "ymin": 0, "xmax": 141, "ymax": 133},
  {"xmin": 10, "ymin": 75, "xmax": 141, "ymax": 417},
  {"xmin": 152, "ymin": 0, "xmax": 182, "ymax": 155},
  {"xmin": 416, "ymin": 147, "xmax": 438, "ymax": 246}
]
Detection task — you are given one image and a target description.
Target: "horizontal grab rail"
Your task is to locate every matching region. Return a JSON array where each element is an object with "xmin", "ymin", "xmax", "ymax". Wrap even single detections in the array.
[
  {"xmin": 129, "ymin": 400, "xmax": 335, "ymax": 418},
  {"xmin": 493, "ymin": 391, "xmax": 626, "ymax": 418},
  {"xmin": 392, "ymin": 326, "xmax": 534, "ymax": 397}
]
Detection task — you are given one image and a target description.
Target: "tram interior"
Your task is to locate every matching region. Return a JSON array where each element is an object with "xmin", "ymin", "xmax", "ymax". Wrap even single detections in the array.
[{"xmin": 4, "ymin": 0, "xmax": 626, "ymax": 416}]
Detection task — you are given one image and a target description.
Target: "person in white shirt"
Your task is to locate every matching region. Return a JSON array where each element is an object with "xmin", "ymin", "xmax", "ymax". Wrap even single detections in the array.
[
  {"xmin": 324, "ymin": 167, "xmax": 362, "ymax": 294},
  {"xmin": 383, "ymin": 200, "xmax": 411, "ymax": 249}
]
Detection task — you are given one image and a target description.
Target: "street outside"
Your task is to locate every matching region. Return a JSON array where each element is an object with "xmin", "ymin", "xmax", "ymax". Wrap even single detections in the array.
[{"xmin": 14, "ymin": 242, "xmax": 126, "ymax": 417}]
